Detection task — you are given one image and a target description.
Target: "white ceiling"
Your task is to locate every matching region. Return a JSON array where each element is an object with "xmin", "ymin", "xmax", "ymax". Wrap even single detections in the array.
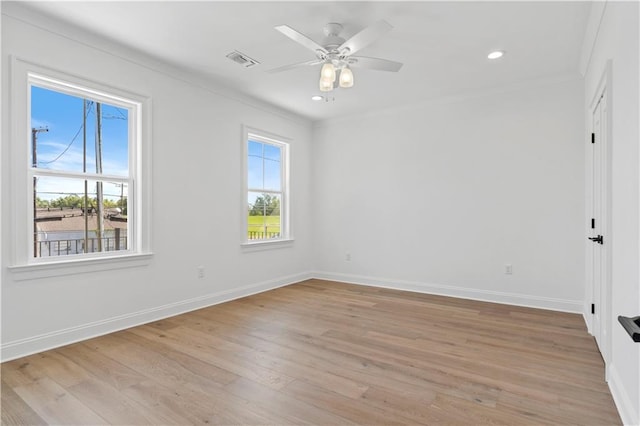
[{"xmin": 21, "ymin": 1, "xmax": 591, "ymax": 122}]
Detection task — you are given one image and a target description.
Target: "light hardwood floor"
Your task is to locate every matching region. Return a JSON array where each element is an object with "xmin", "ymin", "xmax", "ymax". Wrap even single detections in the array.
[{"xmin": 2, "ymin": 279, "xmax": 621, "ymax": 425}]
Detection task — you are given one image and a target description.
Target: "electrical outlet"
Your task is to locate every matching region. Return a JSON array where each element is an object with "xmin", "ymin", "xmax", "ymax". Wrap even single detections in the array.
[
  {"xmin": 505, "ymin": 264, "xmax": 513, "ymax": 275},
  {"xmin": 345, "ymin": 252, "xmax": 351, "ymax": 262},
  {"xmin": 197, "ymin": 266, "xmax": 205, "ymax": 279}
]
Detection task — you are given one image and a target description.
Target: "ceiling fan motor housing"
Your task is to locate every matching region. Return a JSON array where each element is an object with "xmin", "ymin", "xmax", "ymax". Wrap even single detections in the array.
[{"xmin": 322, "ymin": 23, "xmax": 346, "ymax": 51}]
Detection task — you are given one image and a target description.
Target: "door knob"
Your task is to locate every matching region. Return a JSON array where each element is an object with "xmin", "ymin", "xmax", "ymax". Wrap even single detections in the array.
[{"xmin": 588, "ymin": 235, "xmax": 604, "ymax": 244}]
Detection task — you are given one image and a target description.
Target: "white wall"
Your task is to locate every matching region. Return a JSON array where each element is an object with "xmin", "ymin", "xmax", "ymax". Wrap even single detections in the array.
[
  {"xmin": 312, "ymin": 76, "xmax": 585, "ymax": 312},
  {"xmin": 1, "ymin": 6, "xmax": 313, "ymax": 360},
  {"xmin": 584, "ymin": 2, "xmax": 640, "ymax": 424}
]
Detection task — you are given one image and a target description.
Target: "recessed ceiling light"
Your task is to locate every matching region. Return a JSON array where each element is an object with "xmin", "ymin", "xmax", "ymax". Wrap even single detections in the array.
[
  {"xmin": 488, "ymin": 50, "xmax": 505, "ymax": 60},
  {"xmin": 311, "ymin": 95, "xmax": 323, "ymax": 101}
]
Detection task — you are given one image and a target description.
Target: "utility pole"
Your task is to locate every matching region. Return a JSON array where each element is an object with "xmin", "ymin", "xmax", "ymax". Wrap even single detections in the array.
[
  {"xmin": 113, "ymin": 182, "xmax": 124, "ymax": 212},
  {"xmin": 83, "ymin": 100, "xmax": 89, "ymax": 253},
  {"xmin": 95, "ymin": 102, "xmax": 104, "ymax": 251},
  {"xmin": 32, "ymin": 126, "xmax": 48, "ymax": 257}
]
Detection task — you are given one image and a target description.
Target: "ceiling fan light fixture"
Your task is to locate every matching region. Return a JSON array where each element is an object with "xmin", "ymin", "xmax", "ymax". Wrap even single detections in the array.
[
  {"xmin": 271, "ymin": 20, "xmax": 403, "ymax": 92},
  {"xmin": 320, "ymin": 62, "xmax": 336, "ymax": 82},
  {"xmin": 339, "ymin": 66, "xmax": 354, "ymax": 88},
  {"xmin": 319, "ymin": 79, "xmax": 334, "ymax": 92}
]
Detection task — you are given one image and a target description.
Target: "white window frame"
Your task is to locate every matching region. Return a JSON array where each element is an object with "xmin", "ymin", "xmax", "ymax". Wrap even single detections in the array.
[
  {"xmin": 241, "ymin": 126, "xmax": 292, "ymax": 248},
  {"xmin": 8, "ymin": 58, "xmax": 152, "ymax": 279}
]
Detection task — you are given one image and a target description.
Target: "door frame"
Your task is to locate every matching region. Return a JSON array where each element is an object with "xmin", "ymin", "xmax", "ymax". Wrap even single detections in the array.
[{"xmin": 586, "ymin": 60, "xmax": 613, "ymax": 370}]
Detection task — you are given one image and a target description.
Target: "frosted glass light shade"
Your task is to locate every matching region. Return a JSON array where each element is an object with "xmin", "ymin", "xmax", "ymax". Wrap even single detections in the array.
[
  {"xmin": 319, "ymin": 79, "xmax": 333, "ymax": 92},
  {"xmin": 320, "ymin": 63, "xmax": 336, "ymax": 82},
  {"xmin": 339, "ymin": 67, "xmax": 354, "ymax": 88}
]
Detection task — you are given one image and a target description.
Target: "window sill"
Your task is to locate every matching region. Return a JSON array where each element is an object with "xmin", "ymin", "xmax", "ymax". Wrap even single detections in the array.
[
  {"xmin": 241, "ymin": 238, "xmax": 295, "ymax": 252},
  {"xmin": 7, "ymin": 252, "xmax": 153, "ymax": 282}
]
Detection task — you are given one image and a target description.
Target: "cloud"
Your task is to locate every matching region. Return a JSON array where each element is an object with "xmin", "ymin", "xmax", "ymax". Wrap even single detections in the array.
[
  {"xmin": 37, "ymin": 140, "xmax": 85, "ymax": 171},
  {"xmin": 36, "ymin": 139, "xmax": 128, "ymax": 176}
]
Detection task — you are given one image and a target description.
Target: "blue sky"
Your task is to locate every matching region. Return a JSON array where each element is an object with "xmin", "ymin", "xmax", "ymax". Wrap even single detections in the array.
[
  {"xmin": 31, "ymin": 85, "xmax": 129, "ymax": 201},
  {"xmin": 248, "ymin": 140, "xmax": 281, "ymax": 190}
]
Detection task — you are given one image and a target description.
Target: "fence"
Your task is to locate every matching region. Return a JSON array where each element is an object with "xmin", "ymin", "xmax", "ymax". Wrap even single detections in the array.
[
  {"xmin": 37, "ymin": 236, "xmax": 128, "ymax": 257},
  {"xmin": 247, "ymin": 230, "xmax": 281, "ymax": 240}
]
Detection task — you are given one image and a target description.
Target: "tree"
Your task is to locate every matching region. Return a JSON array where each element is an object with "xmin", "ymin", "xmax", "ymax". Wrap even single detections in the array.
[
  {"xmin": 249, "ymin": 195, "xmax": 267, "ymax": 216},
  {"xmin": 50, "ymin": 194, "xmax": 84, "ymax": 208},
  {"xmin": 267, "ymin": 196, "xmax": 280, "ymax": 216},
  {"xmin": 249, "ymin": 194, "xmax": 280, "ymax": 216},
  {"xmin": 36, "ymin": 197, "xmax": 50, "ymax": 208},
  {"xmin": 34, "ymin": 194, "xmax": 127, "ymax": 215}
]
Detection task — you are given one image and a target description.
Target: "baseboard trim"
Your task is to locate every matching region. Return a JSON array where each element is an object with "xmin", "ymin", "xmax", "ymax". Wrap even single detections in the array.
[
  {"xmin": 311, "ymin": 271, "xmax": 583, "ymax": 313},
  {"xmin": 1, "ymin": 271, "xmax": 585, "ymax": 362},
  {"xmin": 1, "ymin": 271, "xmax": 312, "ymax": 362},
  {"xmin": 608, "ymin": 364, "xmax": 639, "ymax": 425}
]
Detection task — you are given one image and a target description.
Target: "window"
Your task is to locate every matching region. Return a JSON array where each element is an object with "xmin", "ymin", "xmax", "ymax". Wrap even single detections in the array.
[
  {"xmin": 14, "ymin": 69, "xmax": 150, "ymax": 266},
  {"xmin": 244, "ymin": 129, "xmax": 290, "ymax": 244}
]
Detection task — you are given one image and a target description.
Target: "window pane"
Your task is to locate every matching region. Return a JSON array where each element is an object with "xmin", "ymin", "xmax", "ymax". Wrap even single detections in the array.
[
  {"xmin": 247, "ymin": 191, "xmax": 265, "ymax": 240},
  {"xmin": 99, "ymin": 104, "xmax": 129, "ymax": 176},
  {"xmin": 247, "ymin": 154, "xmax": 263, "ymax": 190},
  {"xmin": 31, "ymin": 86, "xmax": 129, "ymax": 176},
  {"xmin": 263, "ymin": 158, "xmax": 281, "ymax": 191},
  {"xmin": 263, "ymin": 144, "xmax": 281, "ymax": 161},
  {"xmin": 248, "ymin": 140, "xmax": 262, "ymax": 157},
  {"xmin": 34, "ymin": 176, "xmax": 128, "ymax": 258},
  {"xmin": 265, "ymin": 193, "xmax": 281, "ymax": 239},
  {"xmin": 247, "ymin": 191, "xmax": 281, "ymax": 240}
]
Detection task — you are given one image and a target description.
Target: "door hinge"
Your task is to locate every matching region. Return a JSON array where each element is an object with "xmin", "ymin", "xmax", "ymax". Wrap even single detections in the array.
[
  {"xmin": 591, "ymin": 133, "xmax": 595, "ymax": 144},
  {"xmin": 591, "ymin": 303, "xmax": 595, "ymax": 314},
  {"xmin": 591, "ymin": 218, "xmax": 595, "ymax": 229}
]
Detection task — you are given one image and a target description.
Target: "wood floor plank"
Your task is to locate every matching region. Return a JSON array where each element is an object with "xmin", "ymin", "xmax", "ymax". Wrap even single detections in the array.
[
  {"xmin": 66, "ymin": 377, "xmax": 168, "ymax": 425},
  {"xmin": 0, "ymin": 379, "xmax": 47, "ymax": 425},
  {"xmin": 56, "ymin": 340, "xmax": 148, "ymax": 391},
  {"xmin": 160, "ymin": 312, "xmax": 371, "ymax": 399},
  {"xmin": 12, "ymin": 377, "xmax": 107, "ymax": 425},
  {"xmin": 224, "ymin": 376, "xmax": 357, "ymax": 425},
  {"xmin": 128, "ymin": 325, "xmax": 297, "ymax": 390},
  {"xmin": 282, "ymin": 379, "xmax": 411, "ymax": 425},
  {"xmin": 1, "ymin": 279, "xmax": 621, "ymax": 425},
  {"xmin": 2, "ymin": 350, "xmax": 92, "ymax": 389},
  {"xmin": 116, "ymin": 329, "xmax": 239, "ymax": 386}
]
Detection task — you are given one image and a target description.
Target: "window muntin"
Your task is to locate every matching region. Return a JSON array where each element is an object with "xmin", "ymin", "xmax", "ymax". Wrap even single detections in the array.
[
  {"xmin": 246, "ymin": 132, "xmax": 288, "ymax": 243},
  {"xmin": 29, "ymin": 75, "xmax": 137, "ymax": 260}
]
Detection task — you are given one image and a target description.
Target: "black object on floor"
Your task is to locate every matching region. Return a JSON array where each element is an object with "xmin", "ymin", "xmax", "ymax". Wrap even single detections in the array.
[{"xmin": 618, "ymin": 315, "xmax": 640, "ymax": 342}]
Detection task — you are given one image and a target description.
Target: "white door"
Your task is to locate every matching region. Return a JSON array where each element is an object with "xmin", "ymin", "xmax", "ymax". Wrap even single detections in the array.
[{"xmin": 589, "ymin": 92, "xmax": 607, "ymax": 360}]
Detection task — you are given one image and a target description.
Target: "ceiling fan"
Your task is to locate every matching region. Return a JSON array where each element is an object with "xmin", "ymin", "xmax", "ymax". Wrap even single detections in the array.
[{"xmin": 268, "ymin": 20, "xmax": 403, "ymax": 92}]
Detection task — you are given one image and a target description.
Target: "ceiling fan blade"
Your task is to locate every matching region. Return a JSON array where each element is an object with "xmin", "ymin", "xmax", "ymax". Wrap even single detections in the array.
[
  {"xmin": 349, "ymin": 56, "xmax": 403, "ymax": 72},
  {"xmin": 338, "ymin": 20, "xmax": 393, "ymax": 55},
  {"xmin": 266, "ymin": 59, "xmax": 323, "ymax": 74},
  {"xmin": 275, "ymin": 25, "xmax": 327, "ymax": 54}
]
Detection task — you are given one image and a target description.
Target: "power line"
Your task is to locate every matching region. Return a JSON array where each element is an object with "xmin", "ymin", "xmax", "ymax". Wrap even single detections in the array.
[
  {"xmin": 113, "ymin": 106, "xmax": 128, "ymax": 120},
  {"xmin": 38, "ymin": 102, "xmax": 94, "ymax": 166}
]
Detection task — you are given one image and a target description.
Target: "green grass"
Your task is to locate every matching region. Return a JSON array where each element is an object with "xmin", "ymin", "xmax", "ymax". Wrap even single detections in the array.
[{"xmin": 247, "ymin": 215, "xmax": 280, "ymax": 238}]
